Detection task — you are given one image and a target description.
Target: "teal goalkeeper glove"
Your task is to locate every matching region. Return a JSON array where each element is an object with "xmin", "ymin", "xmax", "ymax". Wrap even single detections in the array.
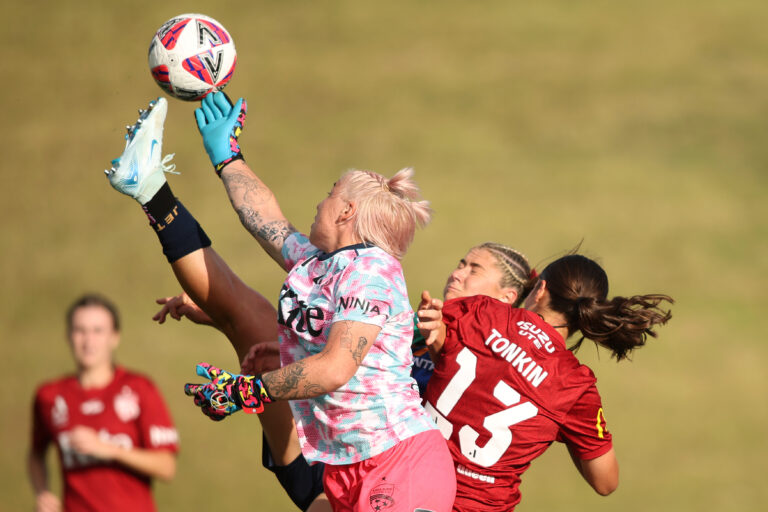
[{"xmin": 194, "ymin": 92, "xmax": 247, "ymax": 176}]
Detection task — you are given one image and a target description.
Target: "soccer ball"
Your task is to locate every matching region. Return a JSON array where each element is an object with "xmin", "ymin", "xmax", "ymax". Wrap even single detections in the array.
[{"xmin": 148, "ymin": 14, "xmax": 237, "ymax": 101}]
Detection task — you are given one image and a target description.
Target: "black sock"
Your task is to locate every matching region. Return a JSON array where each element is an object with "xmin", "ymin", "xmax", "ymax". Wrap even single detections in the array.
[
  {"xmin": 142, "ymin": 182, "xmax": 176, "ymax": 224},
  {"xmin": 141, "ymin": 184, "xmax": 212, "ymax": 263}
]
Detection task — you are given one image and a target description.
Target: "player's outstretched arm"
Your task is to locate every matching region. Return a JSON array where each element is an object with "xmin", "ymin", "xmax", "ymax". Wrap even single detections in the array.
[
  {"xmin": 220, "ymin": 159, "xmax": 297, "ymax": 269},
  {"xmin": 195, "ymin": 92, "xmax": 296, "ymax": 269}
]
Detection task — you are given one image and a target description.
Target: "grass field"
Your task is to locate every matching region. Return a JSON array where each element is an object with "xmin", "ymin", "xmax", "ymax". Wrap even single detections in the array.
[{"xmin": 3, "ymin": 0, "xmax": 767, "ymax": 510}]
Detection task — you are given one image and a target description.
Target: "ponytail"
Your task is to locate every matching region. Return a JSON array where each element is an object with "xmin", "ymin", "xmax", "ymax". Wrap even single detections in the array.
[
  {"xmin": 338, "ymin": 167, "xmax": 432, "ymax": 260},
  {"xmin": 540, "ymin": 255, "xmax": 673, "ymax": 361}
]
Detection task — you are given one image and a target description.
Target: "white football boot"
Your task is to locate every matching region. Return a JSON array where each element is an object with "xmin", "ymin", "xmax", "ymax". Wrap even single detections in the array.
[{"xmin": 105, "ymin": 97, "xmax": 178, "ymax": 204}]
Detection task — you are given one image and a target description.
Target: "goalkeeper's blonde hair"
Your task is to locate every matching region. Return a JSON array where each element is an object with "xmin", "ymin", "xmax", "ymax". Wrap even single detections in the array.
[{"xmin": 337, "ymin": 168, "xmax": 431, "ymax": 260}]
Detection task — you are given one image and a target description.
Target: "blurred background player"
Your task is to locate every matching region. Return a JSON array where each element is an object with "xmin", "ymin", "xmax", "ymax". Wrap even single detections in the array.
[
  {"xmin": 28, "ymin": 294, "xmax": 178, "ymax": 512},
  {"xmin": 417, "ymin": 254, "xmax": 673, "ymax": 511}
]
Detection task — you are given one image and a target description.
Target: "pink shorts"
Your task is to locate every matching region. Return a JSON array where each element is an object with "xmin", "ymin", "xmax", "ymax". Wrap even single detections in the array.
[{"xmin": 324, "ymin": 429, "xmax": 456, "ymax": 512}]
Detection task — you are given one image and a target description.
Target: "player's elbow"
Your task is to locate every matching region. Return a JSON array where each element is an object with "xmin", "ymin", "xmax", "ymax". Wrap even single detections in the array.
[
  {"xmin": 592, "ymin": 477, "xmax": 618, "ymax": 496},
  {"xmin": 154, "ymin": 453, "xmax": 177, "ymax": 482},
  {"xmin": 581, "ymin": 449, "xmax": 618, "ymax": 496},
  {"xmin": 316, "ymin": 348, "xmax": 360, "ymax": 392},
  {"xmin": 589, "ymin": 465, "xmax": 618, "ymax": 496},
  {"xmin": 322, "ymin": 363, "xmax": 355, "ymax": 391}
]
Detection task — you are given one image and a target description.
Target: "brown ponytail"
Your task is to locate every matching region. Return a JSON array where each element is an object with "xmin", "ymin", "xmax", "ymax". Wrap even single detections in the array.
[{"xmin": 540, "ymin": 255, "xmax": 673, "ymax": 361}]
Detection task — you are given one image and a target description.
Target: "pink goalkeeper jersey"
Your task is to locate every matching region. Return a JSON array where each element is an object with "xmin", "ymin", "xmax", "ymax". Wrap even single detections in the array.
[
  {"xmin": 279, "ymin": 233, "xmax": 435, "ymax": 465},
  {"xmin": 423, "ymin": 296, "xmax": 613, "ymax": 511}
]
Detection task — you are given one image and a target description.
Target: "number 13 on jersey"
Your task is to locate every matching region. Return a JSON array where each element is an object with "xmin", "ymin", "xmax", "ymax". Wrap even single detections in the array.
[{"xmin": 425, "ymin": 347, "xmax": 539, "ymax": 468}]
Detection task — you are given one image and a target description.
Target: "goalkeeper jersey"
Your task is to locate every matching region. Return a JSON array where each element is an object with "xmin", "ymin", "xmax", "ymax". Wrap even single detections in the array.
[{"xmin": 279, "ymin": 233, "xmax": 434, "ymax": 465}]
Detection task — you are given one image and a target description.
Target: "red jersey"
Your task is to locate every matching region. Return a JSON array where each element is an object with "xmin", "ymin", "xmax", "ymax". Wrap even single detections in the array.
[
  {"xmin": 31, "ymin": 366, "xmax": 179, "ymax": 512},
  {"xmin": 423, "ymin": 296, "xmax": 612, "ymax": 511}
]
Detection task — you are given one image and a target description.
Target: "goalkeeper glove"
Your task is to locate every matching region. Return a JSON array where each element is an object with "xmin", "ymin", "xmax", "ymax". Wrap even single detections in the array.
[
  {"xmin": 184, "ymin": 362, "xmax": 273, "ymax": 421},
  {"xmin": 194, "ymin": 91, "xmax": 247, "ymax": 176}
]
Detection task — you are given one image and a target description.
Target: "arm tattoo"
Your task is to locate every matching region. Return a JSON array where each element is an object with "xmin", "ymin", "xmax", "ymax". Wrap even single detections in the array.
[
  {"xmin": 222, "ymin": 170, "xmax": 297, "ymax": 251},
  {"xmin": 338, "ymin": 321, "xmax": 370, "ymax": 366},
  {"xmin": 264, "ymin": 360, "xmax": 329, "ymax": 400},
  {"xmin": 258, "ymin": 220, "xmax": 297, "ymax": 245},
  {"xmin": 222, "ymin": 171, "xmax": 271, "ymax": 206},
  {"xmin": 339, "ymin": 321, "xmax": 353, "ymax": 350},
  {"xmin": 352, "ymin": 337, "xmax": 368, "ymax": 366}
]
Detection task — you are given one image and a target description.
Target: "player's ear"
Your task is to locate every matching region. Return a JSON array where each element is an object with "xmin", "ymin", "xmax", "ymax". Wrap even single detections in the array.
[
  {"xmin": 532, "ymin": 279, "xmax": 547, "ymax": 304},
  {"xmin": 337, "ymin": 201, "xmax": 356, "ymax": 224},
  {"xmin": 112, "ymin": 332, "xmax": 121, "ymax": 350},
  {"xmin": 498, "ymin": 287, "xmax": 519, "ymax": 305}
]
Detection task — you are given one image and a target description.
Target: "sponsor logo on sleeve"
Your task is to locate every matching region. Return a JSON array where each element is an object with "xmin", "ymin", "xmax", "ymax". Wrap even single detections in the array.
[
  {"xmin": 337, "ymin": 296, "xmax": 384, "ymax": 316},
  {"xmin": 150, "ymin": 426, "xmax": 179, "ymax": 447}
]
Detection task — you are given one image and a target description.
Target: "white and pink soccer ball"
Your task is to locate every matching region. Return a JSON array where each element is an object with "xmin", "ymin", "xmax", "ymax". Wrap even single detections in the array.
[{"xmin": 148, "ymin": 14, "xmax": 237, "ymax": 101}]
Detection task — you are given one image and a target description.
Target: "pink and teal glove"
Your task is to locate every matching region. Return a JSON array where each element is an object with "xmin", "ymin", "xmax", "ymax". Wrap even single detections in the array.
[{"xmin": 184, "ymin": 363, "xmax": 273, "ymax": 421}]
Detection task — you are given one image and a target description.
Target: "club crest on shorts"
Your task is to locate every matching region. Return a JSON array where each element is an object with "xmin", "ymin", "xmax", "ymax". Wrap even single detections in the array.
[{"xmin": 369, "ymin": 483, "xmax": 395, "ymax": 511}]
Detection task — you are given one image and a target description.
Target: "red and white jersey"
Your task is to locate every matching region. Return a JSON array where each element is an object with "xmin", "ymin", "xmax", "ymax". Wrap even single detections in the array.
[
  {"xmin": 31, "ymin": 366, "xmax": 179, "ymax": 512},
  {"xmin": 423, "ymin": 296, "xmax": 612, "ymax": 511}
]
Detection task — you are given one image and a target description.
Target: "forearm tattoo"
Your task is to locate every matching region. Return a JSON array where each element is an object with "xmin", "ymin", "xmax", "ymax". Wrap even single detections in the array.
[
  {"xmin": 264, "ymin": 360, "xmax": 327, "ymax": 400},
  {"xmin": 258, "ymin": 219, "xmax": 297, "ymax": 245},
  {"xmin": 264, "ymin": 323, "xmax": 372, "ymax": 399},
  {"xmin": 222, "ymin": 170, "xmax": 297, "ymax": 249}
]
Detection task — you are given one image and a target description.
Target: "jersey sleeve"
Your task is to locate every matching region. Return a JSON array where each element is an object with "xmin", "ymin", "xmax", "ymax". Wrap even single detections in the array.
[
  {"xmin": 135, "ymin": 378, "xmax": 179, "ymax": 453},
  {"xmin": 281, "ymin": 232, "xmax": 320, "ymax": 271},
  {"xmin": 440, "ymin": 296, "xmax": 479, "ymax": 352},
  {"xmin": 558, "ymin": 383, "xmax": 613, "ymax": 460},
  {"xmin": 331, "ymin": 255, "xmax": 396, "ymax": 328},
  {"xmin": 31, "ymin": 388, "xmax": 51, "ymax": 454}
]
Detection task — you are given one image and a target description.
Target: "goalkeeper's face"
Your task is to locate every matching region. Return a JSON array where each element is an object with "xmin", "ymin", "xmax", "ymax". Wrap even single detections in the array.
[
  {"xmin": 309, "ymin": 182, "xmax": 350, "ymax": 252},
  {"xmin": 68, "ymin": 305, "xmax": 119, "ymax": 371}
]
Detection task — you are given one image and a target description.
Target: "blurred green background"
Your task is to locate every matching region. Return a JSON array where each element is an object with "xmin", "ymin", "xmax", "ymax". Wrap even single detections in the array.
[{"xmin": 3, "ymin": 0, "xmax": 767, "ymax": 510}]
